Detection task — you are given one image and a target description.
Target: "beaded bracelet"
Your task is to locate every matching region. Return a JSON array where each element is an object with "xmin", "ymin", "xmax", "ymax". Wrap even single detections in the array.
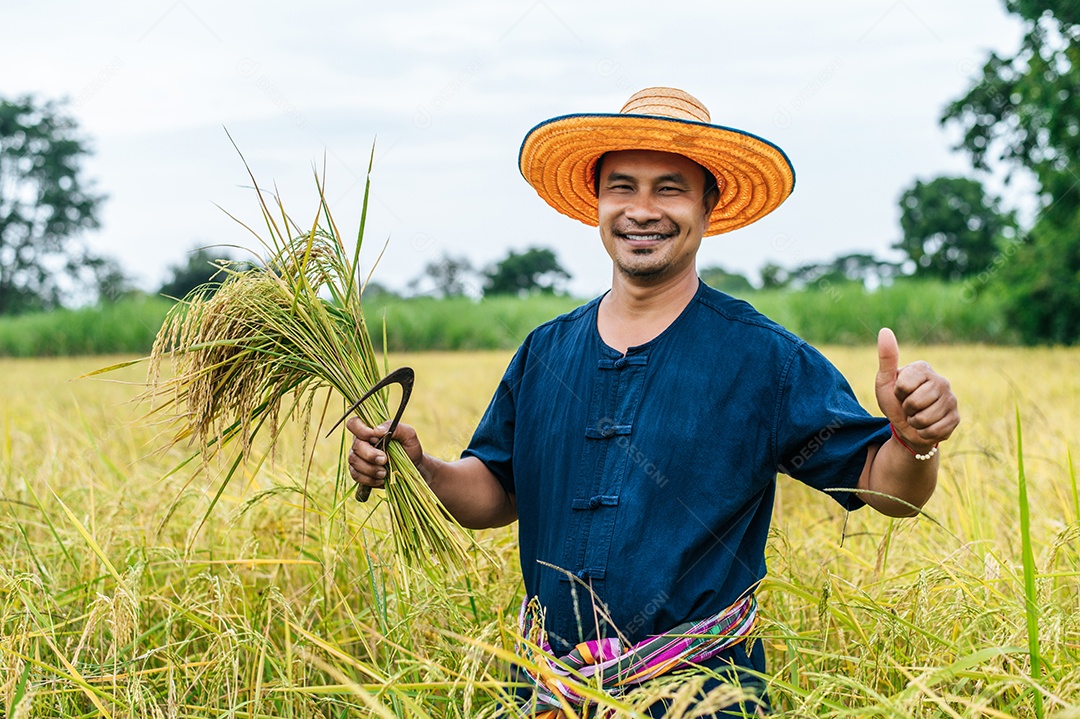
[{"xmin": 890, "ymin": 424, "xmax": 939, "ymax": 461}]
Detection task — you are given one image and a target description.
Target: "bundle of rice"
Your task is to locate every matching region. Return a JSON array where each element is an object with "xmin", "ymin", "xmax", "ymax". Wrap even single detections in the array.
[{"xmin": 134, "ymin": 150, "xmax": 471, "ymax": 569}]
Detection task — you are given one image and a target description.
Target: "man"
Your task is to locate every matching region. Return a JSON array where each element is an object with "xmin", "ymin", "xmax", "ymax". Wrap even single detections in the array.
[{"xmin": 347, "ymin": 87, "xmax": 960, "ymax": 716}]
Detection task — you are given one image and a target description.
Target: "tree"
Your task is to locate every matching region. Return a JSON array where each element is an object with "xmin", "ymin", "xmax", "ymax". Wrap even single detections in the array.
[
  {"xmin": 827, "ymin": 253, "xmax": 902, "ymax": 287},
  {"xmin": 359, "ymin": 280, "xmax": 400, "ymax": 300},
  {"xmin": 92, "ymin": 256, "xmax": 135, "ymax": 303},
  {"xmin": 942, "ymin": 1, "xmax": 1080, "ymax": 342},
  {"xmin": 409, "ymin": 253, "xmax": 478, "ymax": 298},
  {"xmin": 895, "ymin": 176, "xmax": 1016, "ymax": 281},
  {"xmin": 482, "ymin": 247, "xmax": 570, "ymax": 297},
  {"xmin": 786, "ymin": 253, "xmax": 900, "ymax": 289},
  {"xmin": 997, "ymin": 217, "xmax": 1080, "ymax": 343},
  {"xmin": 758, "ymin": 262, "xmax": 789, "ymax": 289},
  {"xmin": 0, "ymin": 95, "xmax": 107, "ymax": 314},
  {"xmin": 699, "ymin": 265, "xmax": 754, "ymax": 295},
  {"xmin": 942, "ymin": 2, "xmax": 1080, "ymax": 187},
  {"xmin": 158, "ymin": 247, "xmax": 234, "ymax": 300}
]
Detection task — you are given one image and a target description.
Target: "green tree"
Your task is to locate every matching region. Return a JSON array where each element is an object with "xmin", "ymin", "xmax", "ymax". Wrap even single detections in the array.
[
  {"xmin": 994, "ymin": 216, "xmax": 1080, "ymax": 343},
  {"xmin": 699, "ymin": 265, "xmax": 754, "ymax": 295},
  {"xmin": 895, "ymin": 176, "xmax": 1016, "ymax": 281},
  {"xmin": 410, "ymin": 253, "xmax": 478, "ymax": 298},
  {"xmin": 942, "ymin": 1, "xmax": 1080, "ymax": 342},
  {"xmin": 759, "ymin": 262, "xmax": 789, "ymax": 289},
  {"xmin": 482, "ymin": 247, "xmax": 570, "ymax": 297},
  {"xmin": 93, "ymin": 256, "xmax": 135, "ymax": 303},
  {"xmin": 158, "ymin": 247, "xmax": 233, "ymax": 300},
  {"xmin": 0, "ymin": 95, "xmax": 107, "ymax": 314},
  {"xmin": 829, "ymin": 253, "xmax": 902, "ymax": 287},
  {"xmin": 787, "ymin": 253, "xmax": 901, "ymax": 289},
  {"xmin": 359, "ymin": 280, "xmax": 400, "ymax": 300}
]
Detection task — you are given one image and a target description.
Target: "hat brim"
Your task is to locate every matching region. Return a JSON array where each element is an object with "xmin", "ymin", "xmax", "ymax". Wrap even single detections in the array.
[{"xmin": 518, "ymin": 113, "xmax": 796, "ymax": 236}]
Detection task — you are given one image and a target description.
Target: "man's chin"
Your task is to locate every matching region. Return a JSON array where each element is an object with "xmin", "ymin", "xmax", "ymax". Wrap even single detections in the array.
[{"xmin": 616, "ymin": 261, "xmax": 671, "ymax": 280}]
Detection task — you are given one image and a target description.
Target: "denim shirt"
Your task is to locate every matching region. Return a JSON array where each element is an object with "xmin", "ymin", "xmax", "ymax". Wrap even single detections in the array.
[{"xmin": 463, "ymin": 281, "xmax": 891, "ymax": 664}]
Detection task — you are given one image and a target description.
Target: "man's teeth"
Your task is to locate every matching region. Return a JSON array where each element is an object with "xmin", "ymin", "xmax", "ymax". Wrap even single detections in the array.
[{"xmin": 624, "ymin": 233, "xmax": 666, "ymax": 240}]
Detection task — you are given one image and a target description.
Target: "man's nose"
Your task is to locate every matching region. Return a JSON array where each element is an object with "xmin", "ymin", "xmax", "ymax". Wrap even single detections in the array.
[{"xmin": 623, "ymin": 193, "xmax": 663, "ymax": 224}]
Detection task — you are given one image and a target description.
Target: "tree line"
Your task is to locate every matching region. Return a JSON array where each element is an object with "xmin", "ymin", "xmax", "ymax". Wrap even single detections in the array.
[
  {"xmin": 3, "ymin": 0, "xmax": 1078, "ymax": 343},
  {"xmin": 0, "ymin": 92, "xmax": 574, "ymax": 307}
]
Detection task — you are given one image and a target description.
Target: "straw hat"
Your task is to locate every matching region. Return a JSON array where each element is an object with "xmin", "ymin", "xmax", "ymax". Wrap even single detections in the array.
[{"xmin": 518, "ymin": 87, "xmax": 795, "ymax": 236}]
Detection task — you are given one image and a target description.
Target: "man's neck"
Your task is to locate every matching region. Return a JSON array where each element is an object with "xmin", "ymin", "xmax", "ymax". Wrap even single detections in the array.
[{"xmin": 597, "ymin": 266, "xmax": 700, "ymax": 353}]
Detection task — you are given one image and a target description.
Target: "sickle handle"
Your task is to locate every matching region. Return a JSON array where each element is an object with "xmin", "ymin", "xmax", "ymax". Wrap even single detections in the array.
[{"xmin": 328, "ymin": 366, "xmax": 415, "ymax": 502}]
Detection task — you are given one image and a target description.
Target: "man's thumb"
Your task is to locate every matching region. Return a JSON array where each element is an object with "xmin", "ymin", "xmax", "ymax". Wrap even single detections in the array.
[{"xmin": 877, "ymin": 327, "xmax": 899, "ymax": 380}]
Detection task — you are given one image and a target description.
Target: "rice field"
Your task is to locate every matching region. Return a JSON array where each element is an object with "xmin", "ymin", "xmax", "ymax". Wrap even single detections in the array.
[{"xmin": 0, "ymin": 345, "xmax": 1078, "ymax": 717}]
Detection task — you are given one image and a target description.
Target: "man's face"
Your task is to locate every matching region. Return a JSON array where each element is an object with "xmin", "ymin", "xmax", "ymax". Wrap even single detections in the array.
[{"xmin": 596, "ymin": 150, "xmax": 712, "ymax": 283}]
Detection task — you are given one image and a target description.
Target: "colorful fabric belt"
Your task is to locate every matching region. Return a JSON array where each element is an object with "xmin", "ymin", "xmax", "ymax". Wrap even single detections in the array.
[{"xmin": 516, "ymin": 593, "xmax": 758, "ymax": 716}]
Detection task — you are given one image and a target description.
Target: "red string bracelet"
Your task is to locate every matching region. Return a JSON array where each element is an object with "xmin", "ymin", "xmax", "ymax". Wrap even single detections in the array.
[{"xmin": 891, "ymin": 424, "xmax": 938, "ymax": 460}]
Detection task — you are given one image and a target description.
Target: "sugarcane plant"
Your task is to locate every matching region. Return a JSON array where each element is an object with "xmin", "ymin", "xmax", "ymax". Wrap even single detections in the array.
[{"xmin": 114, "ymin": 144, "xmax": 472, "ymax": 569}]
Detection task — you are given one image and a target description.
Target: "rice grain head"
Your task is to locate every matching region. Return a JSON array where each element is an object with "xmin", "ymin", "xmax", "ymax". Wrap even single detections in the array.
[{"xmin": 137, "ymin": 155, "xmax": 474, "ymax": 570}]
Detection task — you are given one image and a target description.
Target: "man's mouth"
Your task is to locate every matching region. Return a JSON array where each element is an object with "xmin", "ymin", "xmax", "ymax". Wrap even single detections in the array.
[{"xmin": 615, "ymin": 230, "xmax": 677, "ymax": 245}]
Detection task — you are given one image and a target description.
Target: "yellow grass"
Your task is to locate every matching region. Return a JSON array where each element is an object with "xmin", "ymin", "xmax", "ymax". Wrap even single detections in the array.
[{"xmin": 0, "ymin": 345, "xmax": 1078, "ymax": 717}]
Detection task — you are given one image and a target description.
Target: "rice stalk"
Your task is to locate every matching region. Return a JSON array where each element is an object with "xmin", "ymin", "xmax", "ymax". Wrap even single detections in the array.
[
  {"xmin": 1015, "ymin": 407, "xmax": 1044, "ymax": 718},
  {"xmin": 138, "ymin": 145, "xmax": 471, "ymax": 570},
  {"xmin": 1068, "ymin": 444, "xmax": 1078, "ymax": 524}
]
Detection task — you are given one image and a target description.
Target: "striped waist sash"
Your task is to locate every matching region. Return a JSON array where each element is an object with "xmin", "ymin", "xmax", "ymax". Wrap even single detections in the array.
[{"xmin": 517, "ymin": 594, "xmax": 757, "ymax": 715}]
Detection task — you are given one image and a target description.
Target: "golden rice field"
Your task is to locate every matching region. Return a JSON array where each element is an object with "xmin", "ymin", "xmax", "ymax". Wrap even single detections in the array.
[{"xmin": 1, "ymin": 345, "xmax": 1078, "ymax": 718}]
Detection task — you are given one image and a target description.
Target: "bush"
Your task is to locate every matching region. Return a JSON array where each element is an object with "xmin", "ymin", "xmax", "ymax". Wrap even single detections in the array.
[
  {"xmin": 0, "ymin": 281, "xmax": 1019, "ymax": 357},
  {"xmin": 746, "ymin": 279, "xmax": 1016, "ymax": 345},
  {"xmin": 0, "ymin": 295, "xmax": 171, "ymax": 357}
]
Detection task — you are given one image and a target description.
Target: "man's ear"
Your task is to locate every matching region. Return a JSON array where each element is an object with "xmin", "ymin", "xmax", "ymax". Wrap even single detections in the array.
[
  {"xmin": 704, "ymin": 188, "xmax": 721, "ymax": 213},
  {"xmin": 702, "ymin": 193, "xmax": 718, "ymax": 226}
]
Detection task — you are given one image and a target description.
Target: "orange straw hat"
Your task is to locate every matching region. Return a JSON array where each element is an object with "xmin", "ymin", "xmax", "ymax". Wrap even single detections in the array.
[{"xmin": 518, "ymin": 87, "xmax": 795, "ymax": 236}]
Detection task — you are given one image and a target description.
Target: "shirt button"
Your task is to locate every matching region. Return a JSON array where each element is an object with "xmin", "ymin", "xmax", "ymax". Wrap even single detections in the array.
[
  {"xmin": 589, "ymin": 497, "xmax": 601, "ymax": 509},
  {"xmin": 614, "ymin": 357, "xmax": 627, "ymax": 369},
  {"xmin": 601, "ymin": 426, "xmax": 616, "ymax": 438}
]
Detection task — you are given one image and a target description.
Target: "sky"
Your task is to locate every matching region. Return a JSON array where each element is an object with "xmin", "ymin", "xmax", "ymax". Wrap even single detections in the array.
[{"xmin": 2, "ymin": 0, "xmax": 1026, "ymax": 298}]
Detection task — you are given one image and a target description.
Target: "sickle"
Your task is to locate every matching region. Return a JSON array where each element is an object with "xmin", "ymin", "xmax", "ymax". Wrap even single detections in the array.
[{"xmin": 327, "ymin": 366, "xmax": 415, "ymax": 502}]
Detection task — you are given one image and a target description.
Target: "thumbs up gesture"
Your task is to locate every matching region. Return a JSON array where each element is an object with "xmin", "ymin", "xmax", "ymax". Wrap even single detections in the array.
[{"xmin": 875, "ymin": 328, "xmax": 960, "ymax": 454}]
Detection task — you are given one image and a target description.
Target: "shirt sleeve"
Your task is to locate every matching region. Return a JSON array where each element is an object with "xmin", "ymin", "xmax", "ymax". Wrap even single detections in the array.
[
  {"xmin": 773, "ymin": 342, "xmax": 892, "ymax": 511},
  {"xmin": 460, "ymin": 343, "xmax": 526, "ymax": 497}
]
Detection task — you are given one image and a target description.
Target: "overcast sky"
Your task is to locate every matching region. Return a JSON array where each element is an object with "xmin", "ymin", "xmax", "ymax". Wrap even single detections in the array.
[{"xmin": 2, "ymin": 0, "xmax": 1025, "ymax": 297}]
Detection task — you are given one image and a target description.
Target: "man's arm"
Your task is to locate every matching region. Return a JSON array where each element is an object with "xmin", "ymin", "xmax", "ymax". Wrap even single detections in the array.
[
  {"xmin": 856, "ymin": 328, "xmax": 960, "ymax": 517},
  {"xmin": 346, "ymin": 418, "xmax": 517, "ymax": 530},
  {"xmin": 856, "ymin": 440, "xmax": 938, "ymax": 516}
]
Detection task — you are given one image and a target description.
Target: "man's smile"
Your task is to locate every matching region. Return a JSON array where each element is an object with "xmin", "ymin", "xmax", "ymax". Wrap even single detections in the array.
[{"xmin": 613, "ymin": 228, "xmax": 678, "ymax": 247}]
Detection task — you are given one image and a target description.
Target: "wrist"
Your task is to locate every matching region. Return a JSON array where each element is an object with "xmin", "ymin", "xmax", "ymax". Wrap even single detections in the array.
[
  {"xmin": 890, "ymin": 424, "xmax": 938, "ymax": 460},
  {"xmin": 416, "ymin": 452, "xmax": 437, "ymax": 488}
]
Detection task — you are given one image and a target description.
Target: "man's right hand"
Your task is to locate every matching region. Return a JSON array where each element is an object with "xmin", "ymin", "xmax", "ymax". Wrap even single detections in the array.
[
  {"xmin": 344, "ymin": 416, "xmax": 517, "ymax": 530},
  {"xmin": 345, "ymin": 417, "xmax": 427, "ymax": 495}
]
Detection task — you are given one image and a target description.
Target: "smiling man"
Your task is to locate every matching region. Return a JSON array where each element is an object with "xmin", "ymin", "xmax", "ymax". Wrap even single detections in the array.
[
  {"xmin": 346, "ymin": 88, "xmax": 960, "ymax": 716},
  {"xmin": 599, "ymin": 150, "xmax": 714, "ymax": 273}
]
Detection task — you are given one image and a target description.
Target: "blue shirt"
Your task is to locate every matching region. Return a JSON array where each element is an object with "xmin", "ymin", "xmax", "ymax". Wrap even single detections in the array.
[{"xmin": 463, "ymin": 281, "xmax": 891, "ymax": 669}]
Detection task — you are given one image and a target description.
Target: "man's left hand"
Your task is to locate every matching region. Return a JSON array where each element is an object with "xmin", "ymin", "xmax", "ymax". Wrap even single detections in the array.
[{"xmin": 875, "ymin": 327, "xmax": 960, "ymax": 453}]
